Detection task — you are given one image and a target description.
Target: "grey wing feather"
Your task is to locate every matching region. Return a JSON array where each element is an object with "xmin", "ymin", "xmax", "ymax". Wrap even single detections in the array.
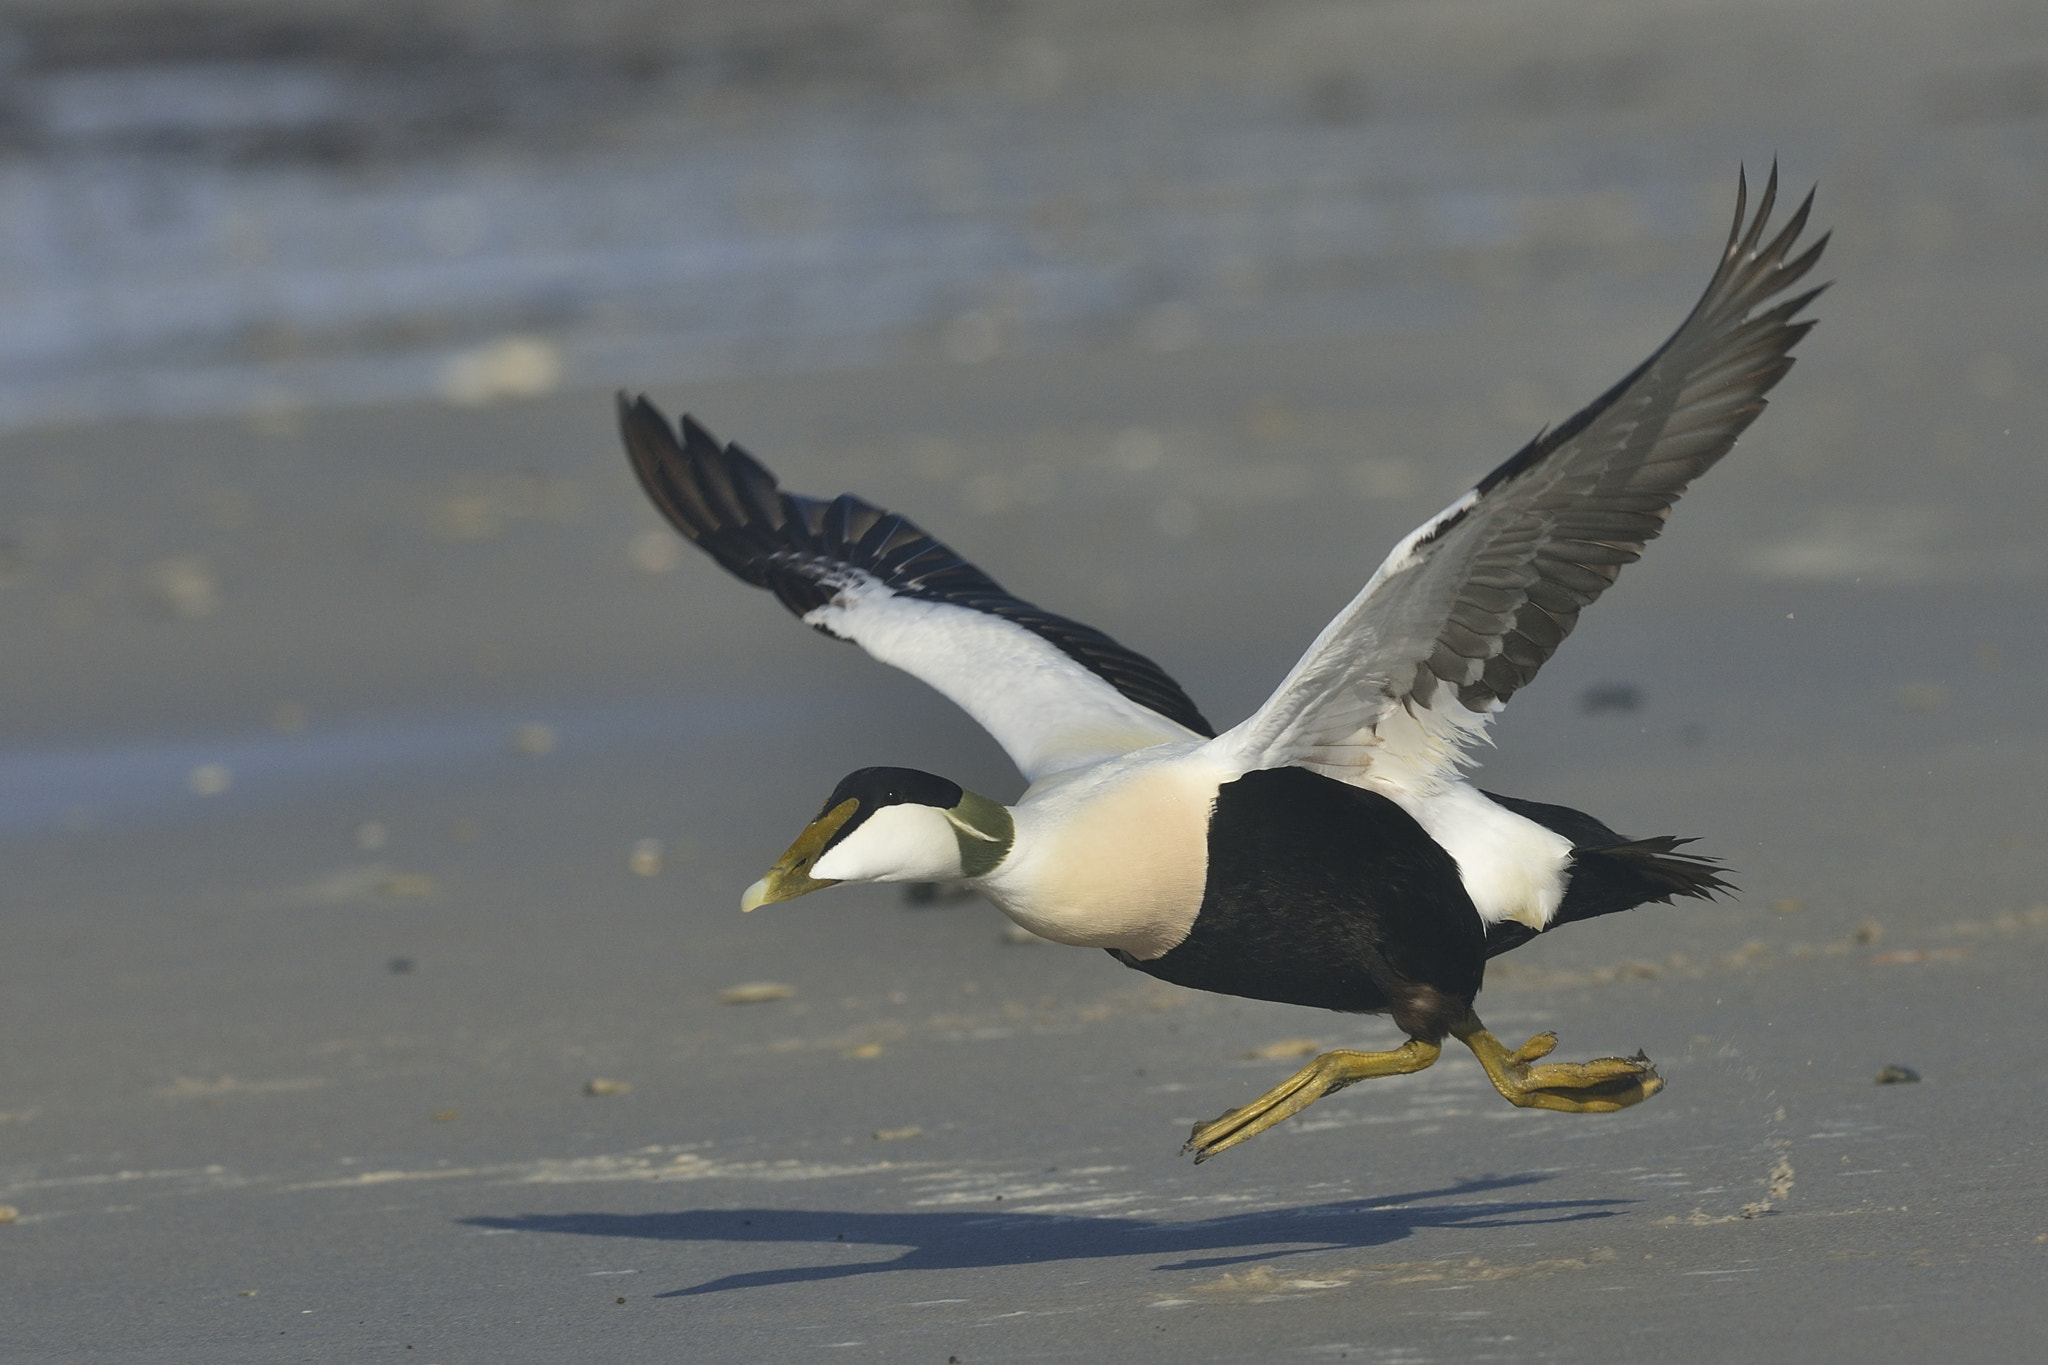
[
  {"xmin": 1219, "ymin": 165, "xmax": 1826, "ymax": 783},
  {"xmin": 1420, "ymin": 164, "xmax": 1827, "ymax": 713}
]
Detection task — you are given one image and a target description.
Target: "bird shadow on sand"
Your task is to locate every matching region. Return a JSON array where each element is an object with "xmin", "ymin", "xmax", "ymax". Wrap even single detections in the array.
[{"xmin": 463, "ymin": 1172, "xmax": 1627, "ymax": 1297}]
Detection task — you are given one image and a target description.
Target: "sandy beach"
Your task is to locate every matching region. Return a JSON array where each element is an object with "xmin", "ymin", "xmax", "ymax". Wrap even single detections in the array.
[{"xmin": 2, "ymin": 1, "xmax": 2045, "ymax": 1359}]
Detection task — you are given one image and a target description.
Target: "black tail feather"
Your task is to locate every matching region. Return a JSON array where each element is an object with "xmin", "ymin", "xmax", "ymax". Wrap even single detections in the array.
[{"xmin": 1589, "ymin": 835, "xmax": 1736, "ymax": 907}]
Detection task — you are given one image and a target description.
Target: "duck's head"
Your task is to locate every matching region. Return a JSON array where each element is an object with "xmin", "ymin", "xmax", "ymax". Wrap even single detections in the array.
[{"xmin": 740, "ymin": 766, "xmax": 1015, "ymax": 911}]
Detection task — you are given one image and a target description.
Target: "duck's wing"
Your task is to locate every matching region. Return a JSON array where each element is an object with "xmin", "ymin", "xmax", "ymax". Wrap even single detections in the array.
[
  {"xmin": 1211, "ymin": 165, "xmax": 1828, "ymax": 792},
  {"xmin": 620, "ymin": 397, "xmax": 1213, "ymax": 782}
]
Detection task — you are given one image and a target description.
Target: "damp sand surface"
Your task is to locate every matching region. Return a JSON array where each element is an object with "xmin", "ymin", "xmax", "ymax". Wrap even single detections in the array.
[{"xmin": 3, "ymin": 1, "xmax": 2048, "ymax": 1360}]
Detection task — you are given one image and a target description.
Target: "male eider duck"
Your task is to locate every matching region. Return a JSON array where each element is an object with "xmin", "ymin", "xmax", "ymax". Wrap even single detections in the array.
[{"xmin": 619, "ymin": 167, "xmax": 1825, "ymax": 1162}]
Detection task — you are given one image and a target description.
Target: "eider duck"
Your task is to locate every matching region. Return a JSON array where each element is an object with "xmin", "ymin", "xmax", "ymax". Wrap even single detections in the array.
[{"xmin": 618, "ymin": 167, "xmax": 1825, "ymax": 1162}]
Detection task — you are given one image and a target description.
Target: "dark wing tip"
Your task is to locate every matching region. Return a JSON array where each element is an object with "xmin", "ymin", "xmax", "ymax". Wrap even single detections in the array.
[
  {"xmin": 1472, "ymin": 165, "xmax": 1828, "ymax": 504},
  {"xmin": 617, "ymin": 395, "xmax": 1216, "ymax": 736},
  {"xmin": 618, "ymin": 395, "xmax": 788, "ymax": 591},
  {"xmin": 619, "ymin": 391, "xmax": 721, "ymax": 545},
  {"xmin": 1424, "ymin": 167, "xmax": 1828, "ymax": 714}
]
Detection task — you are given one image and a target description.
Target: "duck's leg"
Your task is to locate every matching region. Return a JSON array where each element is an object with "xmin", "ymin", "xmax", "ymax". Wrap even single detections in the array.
[
  {"xmin": 1183, "ymin": 1039, "xmax": 1441, "ymax": 1163},
  {"xmin": 1452, "ymin": 1012, "xmax": 1662, "ymax": 1113}
]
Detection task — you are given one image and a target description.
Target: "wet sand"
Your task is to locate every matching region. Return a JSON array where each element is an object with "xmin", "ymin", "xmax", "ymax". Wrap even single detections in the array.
[{"xmin": 4, "ymin": 1, "xmax": 2047, "ymax": 1360}]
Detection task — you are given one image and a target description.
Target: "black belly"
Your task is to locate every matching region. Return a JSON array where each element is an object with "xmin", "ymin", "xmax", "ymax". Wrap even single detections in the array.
[{"xmin": 1111, "ymin": 767, "xmax": 1487, "ymax": 1036}]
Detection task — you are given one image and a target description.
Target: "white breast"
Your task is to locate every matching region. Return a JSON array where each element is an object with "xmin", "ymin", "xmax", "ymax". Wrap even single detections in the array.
[{"xmin": 979, "ymin": 748, "xmax": 1224, "ymax": 960}]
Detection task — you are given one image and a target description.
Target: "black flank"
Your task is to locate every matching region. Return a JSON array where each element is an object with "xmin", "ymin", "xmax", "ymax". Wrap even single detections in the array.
[{"xmin": 1114, "ymin": 767, "xmax": 1485, "ymax": 1042}]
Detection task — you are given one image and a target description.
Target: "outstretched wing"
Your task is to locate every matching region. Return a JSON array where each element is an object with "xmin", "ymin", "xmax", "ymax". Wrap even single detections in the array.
[
  {"xmin": 620, "ymin": 397, "xmax": 1213, "ymax": 782},
  {"xmin": 1212, "ymin": 165, "xmax": 1828, "ymax": 792}
]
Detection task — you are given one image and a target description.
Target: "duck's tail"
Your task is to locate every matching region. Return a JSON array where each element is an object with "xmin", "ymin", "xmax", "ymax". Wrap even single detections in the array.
[{"xmin": 1477, "ymin": 792, "xmax": 1735, "ymax": 960}]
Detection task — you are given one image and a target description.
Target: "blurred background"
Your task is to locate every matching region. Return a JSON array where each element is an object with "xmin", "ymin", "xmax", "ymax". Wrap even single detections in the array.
[
  {"xmin": 3, "ymin": 0, "xmax": 2042, "ymax": 776},
  {"xmin": 3, "ymin": 2, "xmax": 2046, "ymax": 1358},
  {"xmin": 0, "ymin": 0, "xmax": 2037, "ymax": 425}
]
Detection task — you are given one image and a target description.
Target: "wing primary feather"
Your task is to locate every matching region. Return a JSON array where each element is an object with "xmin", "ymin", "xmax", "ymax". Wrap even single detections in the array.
[
  {"xmin": 619, "ymin": 395, "xmax": 1216, "ymax": 740},
  {"xmin": 1216, "ymin": 164, "xmax": 1829, "ymax": 789},
  {"xmin": 1437, "ymin": 165, "xmax": 1828, "ymax": 712}
]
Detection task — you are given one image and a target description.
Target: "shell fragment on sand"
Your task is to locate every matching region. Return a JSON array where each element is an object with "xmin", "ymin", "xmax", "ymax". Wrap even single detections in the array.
[
  {"xmin": 718, "ymin": 982, "xmax": 795, "ymax": 1005},
  {"xmin": 1243, "ymin": 1038, "xmax": 1321, "ymax": 1060}
]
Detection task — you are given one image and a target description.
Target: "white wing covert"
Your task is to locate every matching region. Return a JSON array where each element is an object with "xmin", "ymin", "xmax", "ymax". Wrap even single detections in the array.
[
  {"xmin": 620, "ymin": 397, "xmax": 1214, "ymax": 783},
  {"xmin": 1213, "ymin": 167, "xmax": 1828, "ymax": 796}
]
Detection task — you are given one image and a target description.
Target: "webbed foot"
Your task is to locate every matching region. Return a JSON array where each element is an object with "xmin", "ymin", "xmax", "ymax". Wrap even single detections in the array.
[
  {"xmin": 1454, "ymin": 1014, "xmax": 1661, "ymax": 1113},
  {"xmin": 1183, "ymin": 1038, "xmax": 1441, "ymax": 1163}
]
